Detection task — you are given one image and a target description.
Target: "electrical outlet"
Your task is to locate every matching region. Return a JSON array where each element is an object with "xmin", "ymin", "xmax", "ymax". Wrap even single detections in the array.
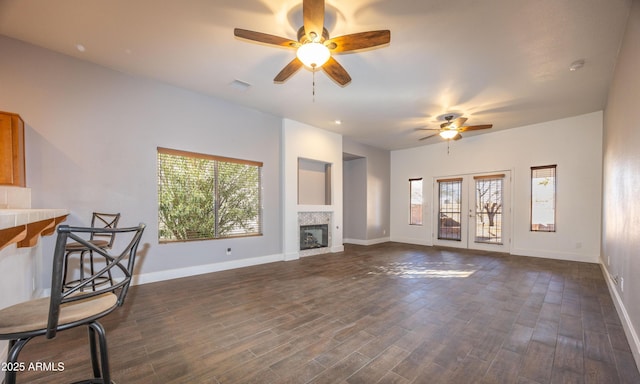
[
  {"xmin": 226, "ymin": 248, "xmax": 232, "ymax": 255},
  {"xmin": 607, "ymin": 255, "xmax": 610, "ymax": 266},
  {"xmin": 621, "ymin": 277, "xmax": 624, "ymax": 292}
]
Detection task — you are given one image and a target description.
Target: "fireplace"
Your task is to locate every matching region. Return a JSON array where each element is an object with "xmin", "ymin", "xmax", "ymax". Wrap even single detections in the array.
[{"xmin": 300, "ymin": 224, "xmax": 329, "ymax": 250}]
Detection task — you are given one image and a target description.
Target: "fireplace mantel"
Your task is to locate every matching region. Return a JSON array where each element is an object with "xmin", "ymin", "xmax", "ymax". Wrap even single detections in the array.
[{"xmin": 297, "ymin": 205, "xmax": 334, "ymax": 212}]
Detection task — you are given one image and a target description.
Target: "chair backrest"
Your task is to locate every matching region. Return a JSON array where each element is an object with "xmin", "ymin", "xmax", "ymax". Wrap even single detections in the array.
[
  {"xmin": 47, "ymin": 223, "xmax": 145, "ymax": 338},
  {"xmin": 89, "ymin": 212, "xmax": 121, "ymax": 248}
]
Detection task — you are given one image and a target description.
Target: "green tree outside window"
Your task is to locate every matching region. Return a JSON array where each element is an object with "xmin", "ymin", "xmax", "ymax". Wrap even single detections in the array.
[{"xmin": 157, "ymin": 148, "xmax": 262, "ymax": 242}]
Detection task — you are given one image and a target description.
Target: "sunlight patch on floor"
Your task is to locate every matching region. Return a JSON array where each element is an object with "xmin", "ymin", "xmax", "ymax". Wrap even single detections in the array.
[{"xmin": 368, "ymin": 262, "xmax": 477, "ymax": 279}]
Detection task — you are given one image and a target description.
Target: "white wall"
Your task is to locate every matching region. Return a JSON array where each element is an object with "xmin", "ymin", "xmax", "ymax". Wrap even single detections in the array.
[
  {"xmin": 282, "ymin": 119, "xmax": 343, "ymax": 260},
  {"xmin": 602, "ymin": 0, "xmax": 640, "ymax": 367},
  {"xmin": 343, "ymin": 138, "xmax": 391, "ymax": 244},
  {"xmin": 0, "ymin": 36, "xmax": 283, "ymax": 287},
  {"xmin": 343, "ymin": 157, "xmax": 368, "ymax": 241},
  {"xmin": 390, "ymin": 111, "xmax": 603, "ymax": 263}
]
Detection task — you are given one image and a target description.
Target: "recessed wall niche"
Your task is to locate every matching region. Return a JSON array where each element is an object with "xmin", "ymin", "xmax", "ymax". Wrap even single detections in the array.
[{"xmin": 298, "ymin": 157, "xmax": 332, "ymax": 205}]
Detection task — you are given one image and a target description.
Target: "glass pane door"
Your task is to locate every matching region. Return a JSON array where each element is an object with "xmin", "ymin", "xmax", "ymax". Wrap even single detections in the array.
[
  {"xmin": 438, "ymin": 179, "xmax": 462, "ymax": 241},
  {"xmin": 433, "ymin": 171, "xmax": 510, "ymax": 252},
  {"xmin": 473, "ymin": 176, "xmax": 504, "ymax": 244}
]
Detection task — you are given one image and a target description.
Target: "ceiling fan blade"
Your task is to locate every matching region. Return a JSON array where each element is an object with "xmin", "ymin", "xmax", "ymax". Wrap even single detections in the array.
[
  {"xmin": 458, "ymin": 124, "xmax": 493, "ymax": 132},
  {"xmin": 274, "ymin": 58, "xmax": 304, "ymax": 83},
  {"xmin": 234, "ymin": 28, "xmax": 299, "ymax": 48},
  {"xmin": 419, "ymin": 133, "xmax": 439, "ymax": 141},
  {"xmin": 325, "ymin": 30, "xmax": 391, "ymax": 53},
  {"xmin": 322, "ymin": 57, "xmax": 351, "ymax": 86},
  {"xmin": 450, "ymin": 117, "xmax": 468, "ymax": 129},
  {"xmin": 303, "ymin": 0, "xmax": 325, "ymax": 41},
  {"xmin": 453, "ymin": 133, "xmax": 463, "ymax": 140},
  {"xmin": 415, "ymin": 127, "xmax": 441, "ymax": 131}
]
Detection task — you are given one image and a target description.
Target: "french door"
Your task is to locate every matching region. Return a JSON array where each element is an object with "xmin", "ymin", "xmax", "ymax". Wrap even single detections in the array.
[{"xmin": 433, "ymin": 171, "xmax": 511, "ymax": 252}]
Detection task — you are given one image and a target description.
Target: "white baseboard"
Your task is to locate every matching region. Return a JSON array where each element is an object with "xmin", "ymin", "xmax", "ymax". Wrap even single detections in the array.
[
  {"xmin": 600, "ymin": 264, "xmax": 640, "ymax": 370},
  {"xmin": 33, "ymin": 288, "xmax": 48, "ymax": 299},
  {"xmin": 343, "ymin": 237, "xmax": 390, "ymax": 246},
  {"xmin": 389, "ymin": 236, "xmax": 431, "ymax": 246},
  {"xmin": 510, "ymin": 247, "xmax": 599, "ymax": 263},
  {"xmin": 132, "ymin": 253, "xmax": 284, "ymax": 286}
]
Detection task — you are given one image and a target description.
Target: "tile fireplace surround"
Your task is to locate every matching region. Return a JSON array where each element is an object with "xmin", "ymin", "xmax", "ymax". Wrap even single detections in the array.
[{"xmin": 297, "ymin": 211, "xmax": 332, "ymax": 257}]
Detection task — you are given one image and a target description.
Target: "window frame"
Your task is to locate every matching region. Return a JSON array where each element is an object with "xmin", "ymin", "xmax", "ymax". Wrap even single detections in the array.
[
  {"xmin": 409, "ymin": 178, "xmax": 423, "ymax": 225},
  {"xmin": 530, "ymin": 164, "xmax": 557, "ymax": 232},
  {"xmin": 157, "ymin": 147, "xmax": 263, "ymax": 243}
]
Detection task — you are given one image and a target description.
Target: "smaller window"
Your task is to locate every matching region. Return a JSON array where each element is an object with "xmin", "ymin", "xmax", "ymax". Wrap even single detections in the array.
[
  {"xmin": 531, "ymin": 165, "xmax": 556, "ymax": 232},
  {"xmin": 409, "ymin": 178, "xmax": 423, "ymax": 225}
]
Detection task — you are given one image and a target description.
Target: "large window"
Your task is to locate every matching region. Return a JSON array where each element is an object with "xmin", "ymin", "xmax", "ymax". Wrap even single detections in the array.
[
  {"xmin": 409, "ymin": 178, "xmax": 423, "ymax": 225},
  {"xmin": 531, "ymin": 165, "xmax": 556, "ymax": 232},
  {"xmin": 157, "ymin": 147, "xmax": 262, "ymax": 242}
]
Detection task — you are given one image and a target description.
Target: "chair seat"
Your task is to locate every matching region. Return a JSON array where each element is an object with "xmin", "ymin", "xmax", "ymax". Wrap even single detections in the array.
[
  {"xmin": 65, "ymin": 239, "xmax": 110, "ymax": 251},
  {"xmin": 0, "ymin": 293, "xmax": 117, "ymax": 336}
]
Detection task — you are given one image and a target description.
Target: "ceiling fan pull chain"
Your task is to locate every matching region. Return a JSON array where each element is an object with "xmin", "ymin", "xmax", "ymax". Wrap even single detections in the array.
[{"xmin": 312, "ymin": 64, "xmax": 317, "ymax": 102}]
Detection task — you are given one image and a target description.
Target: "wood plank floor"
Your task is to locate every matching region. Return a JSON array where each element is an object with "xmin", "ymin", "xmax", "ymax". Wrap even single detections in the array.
[{"xmin": 15, "ymin": 242, "xmax": 640, "ymax": 383}]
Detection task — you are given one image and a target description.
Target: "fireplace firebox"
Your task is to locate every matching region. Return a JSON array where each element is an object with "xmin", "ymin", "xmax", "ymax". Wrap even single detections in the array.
[{"xmin": 299, "ymin": 224, "xmax": 329, "ymax": 250}]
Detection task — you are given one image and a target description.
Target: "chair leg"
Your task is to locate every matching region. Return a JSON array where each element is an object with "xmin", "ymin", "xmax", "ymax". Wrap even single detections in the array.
[
  {"xmin": 87, "ymin": 321, "xmax": 111, "ymax": 384},
  {"xmin": 88, "ymin": 325, "xmax": 101, "ymax": 379},
  {"xmin": 89, "ymin": 250, "xmax": 115, "ymax": 292},
  {"xmin": 4, "ymin": 338, "xmax": 31, "ymax": 384}
]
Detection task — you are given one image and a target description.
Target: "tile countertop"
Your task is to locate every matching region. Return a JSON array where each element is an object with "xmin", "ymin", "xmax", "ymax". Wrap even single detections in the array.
[{"xmin": 0, "ymin": 208, "xmax": 70, "ymax": 230}]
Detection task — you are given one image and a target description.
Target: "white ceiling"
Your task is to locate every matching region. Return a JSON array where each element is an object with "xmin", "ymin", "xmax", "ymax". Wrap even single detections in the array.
[{"xmin": 0, "ymin": 0, "xmax": 632, "ymax": 150}]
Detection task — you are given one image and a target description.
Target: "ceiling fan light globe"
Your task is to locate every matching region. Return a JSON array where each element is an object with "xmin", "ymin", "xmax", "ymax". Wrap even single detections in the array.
[
  {"xmin": 296, "ymin": 42, "xmax": 330, "ymax": 68},
  {"xmin": 439, "ymin": 130, "xmax": 458, "ymax": 139}
]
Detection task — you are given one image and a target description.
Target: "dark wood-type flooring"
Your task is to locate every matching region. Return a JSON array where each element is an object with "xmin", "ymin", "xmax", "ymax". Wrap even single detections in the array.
[{"xmin": 15, "ymin": 242, "xmax": 640, "ymax": 383}]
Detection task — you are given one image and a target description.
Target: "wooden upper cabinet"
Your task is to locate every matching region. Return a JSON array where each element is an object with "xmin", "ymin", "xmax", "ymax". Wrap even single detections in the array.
[{"xmin": 0, "ymin": 111, "xmax": 26, "ymax": 187}]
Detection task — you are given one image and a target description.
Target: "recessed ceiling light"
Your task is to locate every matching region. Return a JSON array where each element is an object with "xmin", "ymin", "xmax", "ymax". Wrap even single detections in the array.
[
  {"xmin": 229, "ymin": 79, "xmax": 251, "ymax": 92},
  {"xmin": 334, "ymin": 120, "xmax": 342, "ymax": 125},
  {"xmin": 76, "ymin": 44, "xmax": 86, "ymax": 52},
  {"xmin": 569, "ymin": 59, "xmax": 585, "ymax": 71}
]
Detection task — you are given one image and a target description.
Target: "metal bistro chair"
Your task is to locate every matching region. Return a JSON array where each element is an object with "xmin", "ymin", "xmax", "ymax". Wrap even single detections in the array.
[
  {"xmin": 0, "ymin": 223, "xmax": 145, "ymax": 384},
  {"xmin": 63, "ymin": 213, "xmax": 121, "ymax": 291}
]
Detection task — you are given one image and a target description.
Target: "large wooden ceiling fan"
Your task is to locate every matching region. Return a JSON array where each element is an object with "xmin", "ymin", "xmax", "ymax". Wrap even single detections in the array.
[
  {"xmin": 233, "ymin": 0, "xmax": 390, "ymax": 86},
  {"xmin": 417, "ymin": 115, "xmax": 493, "ymax": 141}
]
